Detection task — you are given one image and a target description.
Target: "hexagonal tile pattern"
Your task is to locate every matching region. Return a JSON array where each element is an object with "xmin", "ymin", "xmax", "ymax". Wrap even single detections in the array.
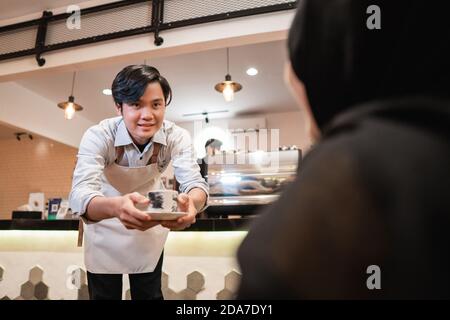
[
  {"xmin": 217, "ymin": 288, "xmax": 234, "ymax": 300},
  {"xmin": 161, "ymin": 272, "xmax": 179, "ymax": 300},
  {"xmin": 224, "ymin": 271, "xmax": 241, "ymax": 292},
  {"xmin": 0, "ymin": 267, "xmax": 247, "ymax": 300},
  {"xmin": 162, "ymin": 272, "xmax": 169, "ymax": 290},
  {"xmin": 73, "ymin": 267, "xmax": 87, "ymax": 286},
  {"xmin": 78, "ymin": 284, "xmax": 90, "ymax": 300},
  {"xmin": 187, "ymin": 271, "xmax": 205, "ymax": 293},
  {"xmin": 215, "ymin": 271, "xmax": 241, "ymax": 300},
  {"xmin": 68, "ymin": 267, "xmax": 86, "ymax": 290},
  {"xmin": 160, "ymin": 271, "xmax": 206, "ymax": 300},
  {"xmin": 162, "ymin": 287, "xmax": 178, "ymax": 300},
  {"xmin": 178, "ymin": 288, "xmax": 197, "ymax": 300},
  {"xmin": 20, "ymin": 281, "xmax": 35, "ymax": 300},
  {"xmin": 70, "ymin": 267, "xmax": 89, "ymax": 300},
  {"xmin": 29, "ymin": 266, "xmax": 44, "ymax": 285},
  {"xmin": 34, "ymin": 282, "xmax": 49, "ymax": 300},
  {"xmin": 80, "ymin": 269, "xmax": 87, "ymax": 285},
  {"xmin": 16, "ymin": 266, "xmax": 52, "ymax": 300}
]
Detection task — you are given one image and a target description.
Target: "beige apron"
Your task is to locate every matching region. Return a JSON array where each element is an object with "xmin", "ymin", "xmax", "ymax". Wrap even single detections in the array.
[{"xmin": 79, "ymin": 143, "xmax": 170, "ymax": 274}]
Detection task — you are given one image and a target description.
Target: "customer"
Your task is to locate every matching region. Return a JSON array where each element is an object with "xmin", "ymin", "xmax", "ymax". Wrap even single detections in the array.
[
  {"xmin": 237, "ymin": 0, "xmax": 450, "ymax": 299},
  {"xmin": 199, "ymin": 138, "xmax": 222, "ymax": 180},
  {"xmin": 69, "ymin": 65, "xmax": 208, "ymax": 300}
]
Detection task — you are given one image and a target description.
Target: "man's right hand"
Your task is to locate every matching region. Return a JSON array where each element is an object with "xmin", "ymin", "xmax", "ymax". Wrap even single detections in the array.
[{"xmin": 115, "ymin": 192, "xmax": 161, "ymax": 231}]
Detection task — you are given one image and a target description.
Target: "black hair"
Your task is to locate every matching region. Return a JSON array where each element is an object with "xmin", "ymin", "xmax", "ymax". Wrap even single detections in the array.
[
  {"xmin": 111, "ymin": 65, "xmax": 172, "ymax": 108},
  {"xmin": 205, "ymin": 139, "xmax": 222, "ymax": 150},
  {"xmin": 288, "ymin": 0, "xmax": 450, "ymax": 128}
]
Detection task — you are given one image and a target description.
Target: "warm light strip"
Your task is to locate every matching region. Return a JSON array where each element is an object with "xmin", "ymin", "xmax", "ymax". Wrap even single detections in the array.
[
  {"xmin": 0, "ymin": 231, "xmax": 247, "ymax": 256},
  {"xmin": 0, "ymin": 230, "xmax": 81, "ymax": 252},
  {"xmin": 165, "ymin": 231, "xmax": 247, "ymax": 257}
]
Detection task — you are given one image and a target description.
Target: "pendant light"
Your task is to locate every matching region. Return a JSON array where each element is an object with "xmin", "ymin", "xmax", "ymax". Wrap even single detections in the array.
[
  {"xmin": 215, "ymin": 48, "xmax": 242, "ymax": 102},
  {"xmin": 57, "ymin": 71, "xmax": 83, "ymax": 120}
]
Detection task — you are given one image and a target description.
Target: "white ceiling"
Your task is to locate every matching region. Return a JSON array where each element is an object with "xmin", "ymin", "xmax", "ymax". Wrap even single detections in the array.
[{"xmin": 16, "ymin": 40, "xmax": 297, "ymax": 124}]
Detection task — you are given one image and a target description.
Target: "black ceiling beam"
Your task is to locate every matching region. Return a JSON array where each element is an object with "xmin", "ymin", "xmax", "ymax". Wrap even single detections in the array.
[
  {"xmin": 0, "ymin": 1, "xmax": 297, "ymax": 66},
  {"xmin": 160, "ymin": 3, "xmax": 297, "ymax": 31},
  {"xmin": 35, "ymin": 10, "xmax": 53, "ymax": 66}
]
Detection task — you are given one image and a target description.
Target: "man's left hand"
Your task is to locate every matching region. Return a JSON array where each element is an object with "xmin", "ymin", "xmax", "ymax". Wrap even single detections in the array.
[{"xmin": 160, "ymin": 193, "xmax": 197, "ymax": 231}]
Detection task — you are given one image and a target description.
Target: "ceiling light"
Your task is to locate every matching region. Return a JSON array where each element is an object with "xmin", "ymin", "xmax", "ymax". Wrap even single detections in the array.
[
  {"xmin": 57, "ymin": 72, "xmax": 83, "ymax": 120},
  {"xmin": 102, "ymin": 88, "xmax": 112, "ymax": 95},
  {"xmin": 246, "ymin": 67, "xmax": 258, "ymax": 76},
  {"xmin": 214, "ymin": 48, "xmax": 242, "ymax": 102}
]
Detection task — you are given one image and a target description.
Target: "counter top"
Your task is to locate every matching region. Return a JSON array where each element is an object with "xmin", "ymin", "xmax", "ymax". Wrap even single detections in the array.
[{"xmin": 0, "ymin": 217, "xmax": 255, "ymax": 232}]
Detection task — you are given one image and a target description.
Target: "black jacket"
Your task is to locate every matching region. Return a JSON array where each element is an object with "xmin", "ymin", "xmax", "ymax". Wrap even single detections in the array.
[{"xmin": 237, "ymin": 97, "xmax": 450, "ymax": 299}]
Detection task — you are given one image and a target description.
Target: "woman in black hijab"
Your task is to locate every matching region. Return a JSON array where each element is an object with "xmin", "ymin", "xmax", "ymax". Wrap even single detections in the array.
[{"xmin": 237, "ymin": 0, "xmax": 450, "ymax": 299}]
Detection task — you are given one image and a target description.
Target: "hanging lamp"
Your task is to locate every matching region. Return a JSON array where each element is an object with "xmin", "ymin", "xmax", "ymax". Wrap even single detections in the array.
[
  {"xmin": 214, "ymin": 48, "xmax": 242, "ymax": 102},
  {"xmin": 57, "ymin": 71, "xmax": 83, "ymax": 120}
]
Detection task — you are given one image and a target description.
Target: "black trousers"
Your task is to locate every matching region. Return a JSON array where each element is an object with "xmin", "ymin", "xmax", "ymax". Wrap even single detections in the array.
[{"xmin": 87, "ymin": 252, "xmax": 164, "ymax": 300}]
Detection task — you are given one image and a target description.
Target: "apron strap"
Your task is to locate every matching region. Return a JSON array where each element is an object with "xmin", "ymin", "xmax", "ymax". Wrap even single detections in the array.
[
  {"xmin": 114, "ymin": 146, "xmax": 125, "ymax": 164},
  {"xmin": 114, "ymin": 143, "xmax": 161, "ymax": 165},
  {"xmin": 147, "ymin": 142, "xmax": 162, "ymax": 165}
]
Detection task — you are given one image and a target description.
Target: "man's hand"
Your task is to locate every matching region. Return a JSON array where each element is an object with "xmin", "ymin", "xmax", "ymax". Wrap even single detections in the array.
[
  {"xmin": 160, "ymin": 193, "xmax": 197, "ymax": 231},
  {"xmin": 116, "ymin": 192, "xmax": 161, "ymax": 231}
]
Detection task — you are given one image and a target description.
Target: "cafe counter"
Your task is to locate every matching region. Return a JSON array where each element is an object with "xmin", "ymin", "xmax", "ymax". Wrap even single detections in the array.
[{"xmin": 0, "ymin": 217, "xmax": 254, "ymax": 300}]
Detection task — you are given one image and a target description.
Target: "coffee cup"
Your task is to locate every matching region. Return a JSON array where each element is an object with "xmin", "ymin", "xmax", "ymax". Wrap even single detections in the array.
[{"xmin": 145, "ymin": 190, "xmax": 179, "ymax": 213}]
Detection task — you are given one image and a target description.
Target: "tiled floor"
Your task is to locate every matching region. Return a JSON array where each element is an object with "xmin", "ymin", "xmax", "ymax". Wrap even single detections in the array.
[{"xmin": 0, "ymin": 265, "xmax": 241, "ymax": 300}]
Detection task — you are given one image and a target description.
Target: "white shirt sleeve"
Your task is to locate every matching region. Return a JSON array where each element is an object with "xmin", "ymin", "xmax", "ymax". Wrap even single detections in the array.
[{"xmin": 69, "ymin": 126, "xmax": 110, "ymax": 216}]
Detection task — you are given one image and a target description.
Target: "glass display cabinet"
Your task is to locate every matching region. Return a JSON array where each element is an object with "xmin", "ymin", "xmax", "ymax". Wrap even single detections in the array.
[{"xmin": 205, "ymin": 149, "xmax": 301, "ymax": 216}]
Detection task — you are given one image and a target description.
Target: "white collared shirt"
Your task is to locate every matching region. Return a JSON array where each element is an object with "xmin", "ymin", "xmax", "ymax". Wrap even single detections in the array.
[{"xmin": 69, "ymin": 116, "xmax": 208, "ymax": 215}]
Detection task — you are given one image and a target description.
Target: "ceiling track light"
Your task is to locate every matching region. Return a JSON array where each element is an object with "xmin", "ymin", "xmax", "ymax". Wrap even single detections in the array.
[{"xmin": 15, "ymin": 132, "xmax": 33, "ymax": 141}]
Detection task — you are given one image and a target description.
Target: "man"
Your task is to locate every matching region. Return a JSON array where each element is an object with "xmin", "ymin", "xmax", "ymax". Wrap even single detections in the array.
[
  {"xmin": 237, "ymin": 0, "xmax": 450, "ymax": 299},
  {"xmin": 199, "ymin": 138, "xmax": 222, "ymax": 180},
  {"xmin": 69, "ymin": 65, "xmax": 208, "ymax": 300}
]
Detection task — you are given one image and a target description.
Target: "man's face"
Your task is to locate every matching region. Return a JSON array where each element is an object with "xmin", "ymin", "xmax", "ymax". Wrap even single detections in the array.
[
  {"xmin": 206, "ymin": 146, "xmax": 215, "ymax": 156},
  {"xmin": 206, "ymin": 146, "xmax": 220, "ymax": 156},
  {"xmin": 117, "ymin": 82, "xmax": 166, "ymax": 145}
]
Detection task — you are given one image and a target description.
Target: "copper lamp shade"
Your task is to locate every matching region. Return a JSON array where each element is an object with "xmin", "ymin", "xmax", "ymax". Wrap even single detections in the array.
[
  {"xmin": 57, "ymin": 96, "xmax": 83, "ymax": 111},
  {"xmin": 214, "ymin": 74, "xmax": 243, "ymax": 93},
  {"xmin": 214, "ymin": 48, "xmax": 242, "ymax": 102}
]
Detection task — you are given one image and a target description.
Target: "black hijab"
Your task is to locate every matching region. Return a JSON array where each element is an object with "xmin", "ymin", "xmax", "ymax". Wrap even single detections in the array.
[{"xmin": 288, "ymin": 0, "xmax": 450, "ymax": 129}]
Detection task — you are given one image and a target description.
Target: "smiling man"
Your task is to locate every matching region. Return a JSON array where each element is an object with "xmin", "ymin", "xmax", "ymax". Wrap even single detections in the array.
[{"xmin": 69, "ymin": 65, "xmax": 208, "ymax": 300}]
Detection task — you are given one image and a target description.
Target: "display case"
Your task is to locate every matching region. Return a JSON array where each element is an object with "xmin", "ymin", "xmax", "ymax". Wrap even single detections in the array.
[{"xmin": 205, "ymin": 149, "xmax": 301, "ymax": 216}]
